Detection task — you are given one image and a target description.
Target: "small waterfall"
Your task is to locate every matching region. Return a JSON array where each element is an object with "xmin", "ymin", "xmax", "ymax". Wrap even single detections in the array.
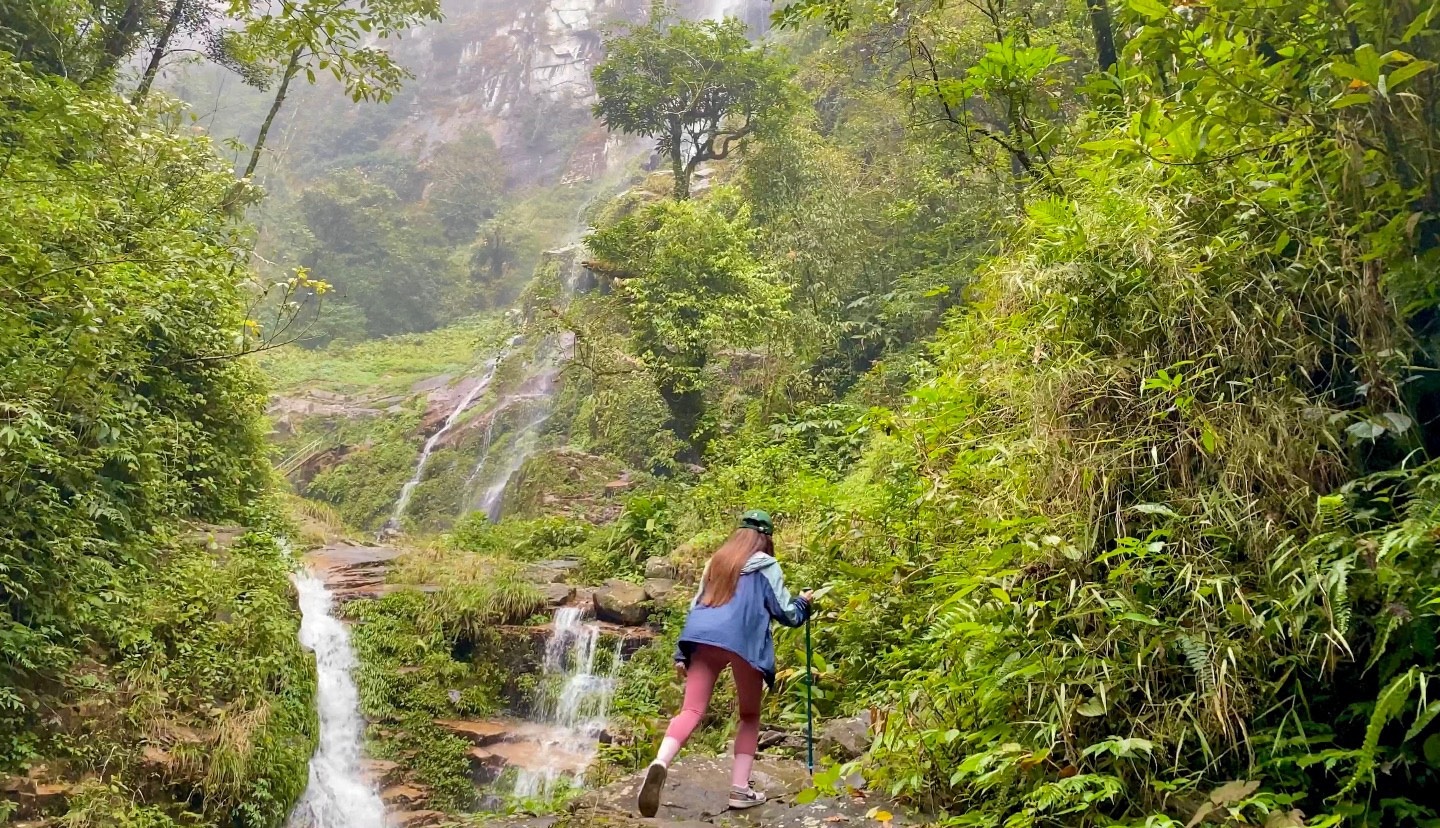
[
  {"xmin": 511, "ymin": 607, "xmax": 622, "ymax": 798},
  {"xmin": 288, "ymin": 573, "xmax": 387, "ymax": 828},
  {"xmin": 475, "ymin": 405, "xmax": 555, "ymax": 522},
  {"xmin": 382, "ymin": 355, "xmax": 502, "ymax": 536},
  {"xmin": 462, "ymin": 333, "xmax": 572, "ymax": 523}
]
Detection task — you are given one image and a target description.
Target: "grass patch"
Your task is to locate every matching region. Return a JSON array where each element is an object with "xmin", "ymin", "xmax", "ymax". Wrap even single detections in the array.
[{"xmin": 257, "ymin": 314, "xmax": 511, "ymax": 397}]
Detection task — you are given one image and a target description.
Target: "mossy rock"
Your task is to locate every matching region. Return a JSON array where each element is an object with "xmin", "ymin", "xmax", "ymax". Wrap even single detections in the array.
[{"xmin": 501, "ymin": 448, "xmax": 631, "ymax": 523}]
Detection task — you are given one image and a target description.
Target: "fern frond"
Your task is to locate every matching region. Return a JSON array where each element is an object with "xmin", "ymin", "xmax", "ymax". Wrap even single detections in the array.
[
  {"xmin": 1340, "ymin": 667, "xmax": 1418, "ymax": 795},
  {"xmin": 1177, "ymin": 634, "xmax": 1214, "ymax": 695}
]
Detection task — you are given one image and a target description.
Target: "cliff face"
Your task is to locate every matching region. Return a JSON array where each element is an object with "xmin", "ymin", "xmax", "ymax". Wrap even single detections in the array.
[{"xmin": 384, "ymin": 0, "xmax": 771, "ymax": 185}]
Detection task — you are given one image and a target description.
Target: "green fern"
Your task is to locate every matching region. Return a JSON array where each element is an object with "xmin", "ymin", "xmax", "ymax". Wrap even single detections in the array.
[
  {"xmin": 1176, "ymin": 633, "xmax": 1215, "ymax": 695},
  {"xmin": 1329, "ymin": 558, "xmax": 1352, "ymax": 638},
  {"xmin": 1341, "ymin": 668, "xmax": 1418, "ymax": 796}
]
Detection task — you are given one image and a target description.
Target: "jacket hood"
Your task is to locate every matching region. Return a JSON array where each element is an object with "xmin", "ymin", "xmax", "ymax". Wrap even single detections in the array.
[{"xmin": 741, "ymin": 552, "xmax": 778, "ymax": 574}]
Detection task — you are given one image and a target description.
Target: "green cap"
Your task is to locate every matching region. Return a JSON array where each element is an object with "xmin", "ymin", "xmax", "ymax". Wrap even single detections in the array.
[{"xmin": 739, "ymin": 509, "xmax": 773, "ymax": 535}]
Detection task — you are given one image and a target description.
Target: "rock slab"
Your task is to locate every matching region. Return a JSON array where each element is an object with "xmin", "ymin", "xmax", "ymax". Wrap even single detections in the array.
[
  {"xmin": 594, "ymin": 579, "xmax": 650, "ymax": 625},
  {"xmin": 819, "ymin": 714, "xmax": 874, "ymax": 760},
  {"xmin": 551, "ymin": 755, "xmax": 912, "ymax": 828}
]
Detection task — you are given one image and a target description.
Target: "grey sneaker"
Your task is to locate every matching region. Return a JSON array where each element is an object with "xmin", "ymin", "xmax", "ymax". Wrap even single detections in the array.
[
  {"xmin": 728, "ymin": 784, "xmax": 767, "ymax": 810},
  {"xmin": 638, "ymin": 762, "xmax": 667, "ymax": 818}
]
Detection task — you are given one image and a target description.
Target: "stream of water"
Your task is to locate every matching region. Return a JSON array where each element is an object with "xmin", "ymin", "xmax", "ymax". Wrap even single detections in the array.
[
  {"xmin": 381, "ymin": 357, "xmax": 501, "ymax": 536},
  {"xmin": 287, "ymin": 573, "xmax": 387, "ymax": 828},
  {"xmin": 511, "ymin": 607, "xmax": 622, "ymax": 798}
]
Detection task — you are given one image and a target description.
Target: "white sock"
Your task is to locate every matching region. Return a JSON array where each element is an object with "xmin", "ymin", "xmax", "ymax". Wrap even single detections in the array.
[{"xmin": 655, "ymin": 736, "xmax": 682, "ymax": 767}]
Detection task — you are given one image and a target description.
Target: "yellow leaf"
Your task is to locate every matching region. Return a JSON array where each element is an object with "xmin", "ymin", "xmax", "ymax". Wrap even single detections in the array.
[{"xmin": 872, "ymin": 810, "xmax": 893, "ymax": 824}]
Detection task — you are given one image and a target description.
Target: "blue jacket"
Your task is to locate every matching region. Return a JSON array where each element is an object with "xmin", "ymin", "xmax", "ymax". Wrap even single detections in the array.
[{"xmin": 674, "ymin": 552, "xmax": 811, "ymax": 688}]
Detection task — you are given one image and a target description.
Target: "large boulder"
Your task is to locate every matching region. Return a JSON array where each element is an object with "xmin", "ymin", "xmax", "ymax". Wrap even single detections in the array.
[
  {"xmin": 644, "ymin": 578, "xmax": 677, "ymax": 604},
  {"xmin": 644, "ymin": 557, "xmax": 677, "ymax": 580},
  {"xmin": 594, "ymin": 579, "xmax": 650, "ymax": 626},
  {"xmin": 538, "ymin": 583, "xmax": 576, "ymax": 608},
  {"xmin": 818, "ymin": 714, "xmax": 874, "ymax": 760}
]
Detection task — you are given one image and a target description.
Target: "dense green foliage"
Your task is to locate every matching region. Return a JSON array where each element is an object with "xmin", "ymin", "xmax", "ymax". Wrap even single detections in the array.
[
  {"xmin": 0, "ymin": 57, "xmax": 314, "ymax": 825},
  {"xmin": 347, "ymin": 556, "xmax": 547, "ymax": 810},
  {"xmin": 552, "ymin": 0, "xmax": 1440, "ymax": 824}
]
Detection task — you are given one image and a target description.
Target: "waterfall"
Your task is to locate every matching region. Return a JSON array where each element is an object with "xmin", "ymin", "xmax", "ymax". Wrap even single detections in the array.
[
  {"xmin": 511, "ymin": 607, "xmax": 622, "ymax": 798},
  {"xmin": 474, "ymin": 404, "xmax": 555, "ymax": 522},
  {"xmin": 288, "ymin": 573, "xmax": 387, "ymax": 828},
  {"xmin": 462, "ymin": 332, "xmax": 572, "ymax": 523},
  {"xmin": 383, "ymin": 353, "xmax": 503, "ymax": 536}
]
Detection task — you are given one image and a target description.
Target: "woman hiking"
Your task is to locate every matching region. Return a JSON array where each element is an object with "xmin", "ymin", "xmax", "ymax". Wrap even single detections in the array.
[{"xmin": 637, "ymin": 509, "xmax": 812, "ymax": 818}]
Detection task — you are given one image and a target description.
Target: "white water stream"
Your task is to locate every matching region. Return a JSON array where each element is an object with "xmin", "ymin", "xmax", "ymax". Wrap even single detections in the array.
[
  {"xmin": 382, "ymin": 351, "xmax": 506, "ymax": 536},
  {"xmin": 512, "ymin": 607, "xmax": 622, "ymax": 798},
  {"xmin": 287, "ymin": 573, "xmax": 387, "ymax": 828}
]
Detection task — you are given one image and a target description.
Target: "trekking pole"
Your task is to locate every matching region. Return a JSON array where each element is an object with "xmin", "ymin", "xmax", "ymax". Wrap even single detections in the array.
[{"xmin": 805, "ymin": 611, "xmax": 815, "ymax": 777}]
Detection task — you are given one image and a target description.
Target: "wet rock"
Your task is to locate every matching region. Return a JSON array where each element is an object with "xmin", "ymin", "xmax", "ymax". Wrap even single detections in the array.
[
  {"xmin": 559, "ymin": 754, "xmax": 914, "ymax": 827},
  {"xmin": 819, "ymin": 715, "xmax": 873, "ymax": 760},
  {"xmin": 644, "ymin": 557, "xmax": 677, "ymax": 580},
  {"xmin": 380, "ymin": 784, "xmax": 429, "ymax": 806},
  {"xmin": 362, "ymin": 758, "xmax": 404, "ymax": 789},
  {"xmin": 304, "ymin": 543, "xmax": 403, "ymax": 603},
  {"xmin": 434, "ymin": 718, "xmax": 511, "ymax": 746},
  {"xmin": 466, "ymin": 746, "xmax": 507, "ymax": 782},
  {"xmin": 539, "ymin": 583, "xmax": 576, "ymax": 607},
  {"xmin": 644, "ymin": 578, "xmax": 677, "ymax": 603},
  {"xmin": 391, "ymin": 809, "xmax": 446, "ymax": 827},
  {"xmin": 594, "ymin": 579, "xmax": 650, "ymax": 626},
  {"xmin": 572, "ymin": 586, "xmax": 597, "ymax": 608}
]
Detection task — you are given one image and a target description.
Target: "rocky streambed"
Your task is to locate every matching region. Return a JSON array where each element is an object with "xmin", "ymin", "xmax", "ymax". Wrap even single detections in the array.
[{"xmin": 303, "ymin": 541, "xmax": 660, "ymax": 826}]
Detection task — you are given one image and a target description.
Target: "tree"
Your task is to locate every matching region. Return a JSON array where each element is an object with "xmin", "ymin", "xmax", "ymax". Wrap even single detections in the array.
[
  {"xmin": 297, "ymin": 170, "xmax": 460, "ymax": 336},
  {"xmin": 586, "ymin": 190, "xmax": 789, "ymax": 449},
  {"xmin": 592, "ymin": 14, "xmax": 790, "ymax": 200},
  {"xmin": 230, "ymin": 0, "xmax": 442, "ymax": 181},
  {"xmin": 425, "ymin": 129, "xmax": 505, "ymax": 242},
  {"xmin": 0, "ymin": 0, "xmax": 162, "ymax": 80}
]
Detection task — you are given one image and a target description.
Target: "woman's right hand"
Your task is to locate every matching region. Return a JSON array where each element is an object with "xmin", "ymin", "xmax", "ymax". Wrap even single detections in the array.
[{"xmin": 800, "ymin": 589, "xmax": 814, "ymax": 602}]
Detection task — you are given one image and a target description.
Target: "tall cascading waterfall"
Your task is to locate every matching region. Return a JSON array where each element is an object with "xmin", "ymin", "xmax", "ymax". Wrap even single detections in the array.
[
  {"xmin": 288, "ymin": 573, "xmax": 387, "ymax": 828},
  {"xmin": 511, "ymin": 607, "xmax": 622, "ymax": 798},
  {"xmin": 463, "ymin": 343, "xmax": 569, "ymax": 522},
  {"xmin": 382, "ymin": 338, "xmax": 520, "ymax": 536}
]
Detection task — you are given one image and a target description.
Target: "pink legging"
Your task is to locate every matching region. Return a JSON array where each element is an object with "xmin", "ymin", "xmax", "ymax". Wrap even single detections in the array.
[{"xmin": 664, "ymin": 644, "xmax": 764, "ymax": 760}]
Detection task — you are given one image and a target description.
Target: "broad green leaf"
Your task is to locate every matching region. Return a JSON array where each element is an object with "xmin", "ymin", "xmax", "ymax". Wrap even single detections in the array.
[
  {"xmin": 1386, "ymin": 59, "xmax": 1436, "ymax": 90},
  {"xmin": 1346, "ymin": 419, "xmax": 1386, "ymax": 441},
  {"xmin": 1126, "ymin": 0, "xmax": 1170, "ymax": 20}
]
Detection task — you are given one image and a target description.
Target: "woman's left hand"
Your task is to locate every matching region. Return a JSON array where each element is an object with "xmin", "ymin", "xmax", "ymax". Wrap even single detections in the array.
[{"xmin": 675, "ymin": 662, "xmax": 687, "ymax": 681}]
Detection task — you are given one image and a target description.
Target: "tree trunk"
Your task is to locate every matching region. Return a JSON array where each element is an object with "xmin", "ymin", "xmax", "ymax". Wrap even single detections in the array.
[
  {"xmin": 1085, "ymin": 0, "xmax": 1117, "ymax": 72},
  {"xmin": 668, "ymin": 116, "xmax": 689, "ymax": 200},
  {"xmin": 88, "ymin": 0, "xmax": 148, "ymax": 85},
  {"xmin": 242, "ymin": 48, "xmax": 303, "ymax": 181},
  {"xmin": 132, "ymin": 0, "xmax": 187, "ymax": 106}
]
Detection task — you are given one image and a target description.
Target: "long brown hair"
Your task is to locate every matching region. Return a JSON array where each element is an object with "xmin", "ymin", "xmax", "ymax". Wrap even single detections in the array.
[{"xmin": 698, "ymin": 528, "xmax": 773, "ymax": 607}]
